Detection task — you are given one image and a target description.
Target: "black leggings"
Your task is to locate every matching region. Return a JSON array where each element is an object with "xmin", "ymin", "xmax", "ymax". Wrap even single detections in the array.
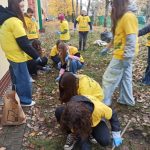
[
  {"xmin": 27, "ymin": 57, "xmax": 48, "ymax": 75},
  {"xmin": 79, "ymin": 31, "xmax": 88, "ymax": 50},
  {"xmin": 55, "ymin": 106, "xmax": 111, "ymax": 149},
  {"xmin": 142, "ymin": 46, "xmax": 150, "ymax": 84}
]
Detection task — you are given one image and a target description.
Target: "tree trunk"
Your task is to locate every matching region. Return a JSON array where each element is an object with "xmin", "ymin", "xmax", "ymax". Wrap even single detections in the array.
[
  {"xmin": 72, "ymin": 0, "xmax": 75, "ymax": 22},
  {"xmin": 146, "ymin": 1, "xmax": 150, "ymax": 21},
  {"xmin": 87, "ymin": 0, "xmax": 91, "ymax": 15},
  {"xmin": 80, "ymin": 0, "xmax": 82, "ymax": 14},
  {"xmin": 76, "ymin": 0, "xmax": 79, "ymax": 17},
  {"xmin": 104, "ymin": 0, "xmax": 109, "ymax": 27}
]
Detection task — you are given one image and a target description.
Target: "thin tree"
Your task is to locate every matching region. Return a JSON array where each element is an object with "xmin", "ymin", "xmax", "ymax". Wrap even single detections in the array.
[
  {"xmin": 72, "ymin": 0, "xmax": 75, "ymax": 22},
  {"xmin": 87, "ymin": 0, "xmax": 91, "ymax": 15},
  {"xmin": 80, "ymin": 0, "xmax": 82, "ymax": 13},
  {"xmin": 104, "ymin": 0, "xmax": 110, "ymax": 28},
  {"xmin": 76, "ymin": 0, "xmax": 79, "ymax": 17}
]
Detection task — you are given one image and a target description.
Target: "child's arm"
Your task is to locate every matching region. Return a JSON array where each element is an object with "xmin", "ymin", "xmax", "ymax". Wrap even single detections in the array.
[
  {"xmin": 109, "ymin": 110, "xmax": 122, "ymax": 147},
  {"xmin": 139, "ymin": 24, "xmax": 150, "ymax": 37}
]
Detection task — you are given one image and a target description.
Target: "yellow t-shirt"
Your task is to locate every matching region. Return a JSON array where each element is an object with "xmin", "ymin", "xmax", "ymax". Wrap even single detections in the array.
[
  {"xmin": 77, "ymin": 75, "xmax": 104, "ymax": 101},
  {"xmin": 0, "ymin": 17, "xmax": 27, "ymax": 62},
  {"xmin": 84, "ymin": 95, "xmax": 112, "ymax": 127},
  {"xmin": 60, "ymin": 20, "xmax": 70, "ymax": 41},
  {"xmin": 76, "ymin": 15, "xmax": 91, "ymax": 32},
  {"xmin": 50, "ymin": 45, "xmax": 58, "ymax": 57},
  {"xmin": 146, "ymin": 33, "xmax": 150, "ymax": 46},
  {"xmin": 68, "ymin": 46, "xmax": 84, "ymax": 63},
  {"xmin": 113, "ymin": 12, "xmax": 139, "ymax": 60},
  {"xmin": 50, "ymin": 45, "xmax": 84, "ymax": 63},
  {"xmin": 24, "ymin": 16, "xmax": 39, "ymax": 40}
]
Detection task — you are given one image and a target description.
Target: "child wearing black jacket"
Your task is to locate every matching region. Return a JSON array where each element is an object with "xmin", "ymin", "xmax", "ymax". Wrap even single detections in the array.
[
  {"xmin": 139, "ymin": 24, "xmax": 150, "ymax": 85},
  {"xmin": 27, "ymin": 39, "xmax": 50, "ymax": 76}
]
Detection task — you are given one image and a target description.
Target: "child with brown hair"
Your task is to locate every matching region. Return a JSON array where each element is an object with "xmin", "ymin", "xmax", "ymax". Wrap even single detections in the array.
[
  {"xmin": 55, "ymin": 43, "xmax": 84, "ymax": 81},
  {"xmin": 59, "ymin": 72, "xmax": 104, "ymax": 103},
  {"xmin": 55, "ymin": 95, "xmax": 122, "ymax": 150},
  {"xmin": 27, "ymin": 39, "xmax": 50, "ymax": 76}
]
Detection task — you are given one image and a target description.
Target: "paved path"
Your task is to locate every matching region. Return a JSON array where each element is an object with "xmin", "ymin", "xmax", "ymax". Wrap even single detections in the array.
[{"xmin": 0, "ymin": 95, "xmax": 28, "ymax": 150}]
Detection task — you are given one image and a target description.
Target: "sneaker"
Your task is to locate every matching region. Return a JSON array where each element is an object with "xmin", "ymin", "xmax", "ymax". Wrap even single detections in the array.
[
  {"xmin": 21, "ymin": 101, "xmax": 36, "ymax": 107},
  {"xmin": 42, "ymin": 66, "xmax": 51, "ymax": 72},
  {"xmin": 64, "ymin": 133, "xmax": 76, "ymax": 150},
  {"xmin": 89, "ymin": 135, "xmax": 97, "ymax": 144},
  {"xmin": 29, "ymin": 76, "xmax": 35, "ymax": 83}
]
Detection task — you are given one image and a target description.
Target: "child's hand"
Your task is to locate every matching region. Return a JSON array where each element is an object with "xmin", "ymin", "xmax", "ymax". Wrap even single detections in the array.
[
  {"xmin": 56, "ymin": 31, "xmax": 61, "ymax": 35},
  {"xmin": 55, "ymin": 76, "xmax": 61, "ymax": 82}
]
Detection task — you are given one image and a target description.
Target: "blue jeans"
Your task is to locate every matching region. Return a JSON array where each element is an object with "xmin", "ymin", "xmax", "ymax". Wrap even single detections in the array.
[
  {"xmin": 9, "ymin": 60, "xmax": 32, "ymax": 104},
  {"xmin": 58, "ymin": 60, "xmax": 84, "ymax": 74},
  {"xmin": 69, "ymin": 60, "xmax": 84, "ymax": 74},
  {"xmin": 142, "ymin": 46, "xmax": 150, "ymax": 85},
  {"xmin": 102, "ymin": 58, "xmax": 135, "ymax": 106},
  {"xmin": 51, "ymin": 55, "xmax": 60, "ymax": 65}
]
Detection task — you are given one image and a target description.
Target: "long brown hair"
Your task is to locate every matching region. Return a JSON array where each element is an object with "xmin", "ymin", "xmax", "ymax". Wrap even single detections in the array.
[
  {"xmin": 58, "ymin": 42, "xmax": 68, "ymax": 64},
  {"xmin": 111, "ymin": 0, "xmax": 129, "ymax": 34},
  {"xmin": 61, "ymin": 100, "xmax": 92, "ymax": 139},
  {"xmin": 59, "ymin": 72, "xmax": 78, "ymax": 103},
  {"xmin": 8, "ymin": 0, "xmax": 26, "ymax": 28}
]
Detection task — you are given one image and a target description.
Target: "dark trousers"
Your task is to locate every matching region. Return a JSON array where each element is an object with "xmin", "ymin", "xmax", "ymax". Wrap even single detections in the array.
[
  {"xmin": 55, "ymin": 106, "xmax": 111, "ymax": 149},
  {"xmin": 79, "ymin": 31, "xmax": 88, "ymax": 50},
  {"xmin": 51, "ymin": 55, "xmax": 60, "ymax": 65},
  {"xmin": 27, "ymin": 57, "xmax": 48, "ymax": 75},
  {"xmin": 142, "ymin": 46, "xmax": 150, "ymax": 85}
]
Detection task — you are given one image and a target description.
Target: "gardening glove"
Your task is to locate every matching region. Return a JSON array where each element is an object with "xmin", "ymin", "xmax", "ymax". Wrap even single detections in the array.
[
  {"xmin": 35, "ymin": 57, "xmax": 42, "ymax": 64},
  {"xmin": 65, "ymin": 55, "xmax": 70, "ymax": 62},
  {"xmin": 89, "ymin": 30, "xmax": 93, "ymax": 33},
  {"xmin": 74, "ymin": 28, "xmax": 77, "ymax": 31},
  {"xmin": 112, "ymin": 131, "xmax": 123, "ymax": 147},
  {"xmin": 55, "ymin": 76, "xmax": 61, "ymax": 82},
  {"xmin": 56, "ymin": 31, "xmax": 61, "ymax": 35},
  {"xmin": 123, "ymin": 57, "xmax": 133, "ymax": 68},
  {"xmin": 100, "ymin": 47, "xmax": 109, "ymax": 56}
]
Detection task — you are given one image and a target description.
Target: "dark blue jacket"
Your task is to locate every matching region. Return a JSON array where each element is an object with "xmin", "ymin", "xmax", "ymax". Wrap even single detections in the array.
[{"xmin": 139, "ymin": 24, "xmax": 150, "ymax": 37}]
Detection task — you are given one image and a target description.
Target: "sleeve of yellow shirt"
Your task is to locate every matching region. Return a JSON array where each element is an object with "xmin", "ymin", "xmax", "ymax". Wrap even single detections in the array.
[
  {"xmin": 76, "ymin": 16, "xmax": 80, "ymax": 22},
  {"xmin": 10, "ymin": 18, "xmax": 27, "ymax": 38},
  {"xmin": 63, "ymin": 21, "xmax": 68, "ymax": 30},
  {"xmin": 101, "ymin": 103, "xmax": 112, "ymax": 120},
  {"xmin": 71, "ymin": 46, "xmax": 78, "ymax": 55},
  {"xmin": 50, "ymin": 46, "xmax": 58, "ymax": 57},
  {"xmin": 87, "ymin": 16, "xmax": 91, "ymax": 22},
  {"xmin": 123, "ymin": 13, "xmax": 138, "ymax": 35}
]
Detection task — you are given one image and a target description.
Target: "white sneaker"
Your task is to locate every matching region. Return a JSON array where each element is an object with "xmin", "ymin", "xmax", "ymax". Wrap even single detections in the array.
[
  {"xmin": 89, "ymin": 135, "xmax": 97, "ymax": 144},
  {"xmin": 21, "ymin": 101, "xmax": 36, "ymax": 107},
  {"xmin": 64, "ymin": 133, "xmax": 76, "ymax": 150},
  {"xmin": 29, "ymin": 76, "xmax": 35, "ymax": 83}
]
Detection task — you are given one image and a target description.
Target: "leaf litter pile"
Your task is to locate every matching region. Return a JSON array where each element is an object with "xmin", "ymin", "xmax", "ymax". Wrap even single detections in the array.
[{"xmin": 21, "ymin": 23, "xmax": 150, "ymax": 150}]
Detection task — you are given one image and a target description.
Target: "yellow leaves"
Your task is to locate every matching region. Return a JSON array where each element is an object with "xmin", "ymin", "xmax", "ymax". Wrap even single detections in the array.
[{"xmin": 48, "ymin": 0, "xmax": 74, "ymax": 16}]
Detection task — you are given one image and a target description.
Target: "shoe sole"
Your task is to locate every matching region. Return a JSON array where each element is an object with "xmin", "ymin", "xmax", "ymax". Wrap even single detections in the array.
[
  {"xmin": 64, "ymin": 142, "xmax": 76, "ymax": 150},
  {"xmin": 21, "ymin": 101, "xmax": 36, "ymax": 107}
]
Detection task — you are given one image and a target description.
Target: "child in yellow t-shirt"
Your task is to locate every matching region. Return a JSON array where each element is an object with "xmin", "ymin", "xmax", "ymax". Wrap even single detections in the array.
[
  {"xmin": 24, "ymin": 8, "xmax": 39, "ymax": 40},
  {"xmin": 58, "ymin": 72, "xmax": 104, "ymax": 103},
  {"xmin": 50, "ymin": 40, "xmax": 62, "ymax": 66},
  {"xmin": 56, "ymin": 14, "xmax": 70, "ymax": 42},
  {"xmin": 102, "ymin": 0, "xmax": 139, "ymax": 106},
  {"xmin": 74, "ymin": 10, "xmax": 92, "ymax": 50},
  {"xmin": 55, "ymin": 43, "xmax": 84, "ymax": 81},
  {"xmin": 55, "ymin": 95, "xmax": 122, "ymax": 150}
]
